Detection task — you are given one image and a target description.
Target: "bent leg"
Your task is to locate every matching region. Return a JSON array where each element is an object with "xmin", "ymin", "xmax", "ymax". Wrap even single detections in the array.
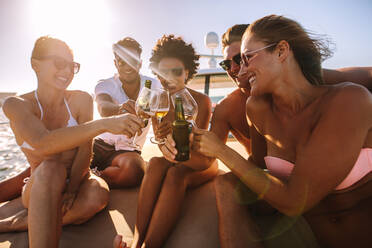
[
  {"xmin": 142, "ymin": 162, "xmax": 219, "ymax": 248},
  {"xmin": 215, "ymin": 172, "xmax": 263, "ymax": 248},
  {"xmin": 0, "ymin": 172, "xmax": 109, "ymax": 232},
  {"xmin": 100, "ymin": 152, "xmax": 145, "ymax": 188},
  {"xmin": 62, "ymin": 172, "xmax": 109, "ymax": 225},
  {"xmin": 24, "ymin": 160, "xmax": 67, "ymax": 248},
  {"xmin": 132, "ymin": 157, "xmax": 172, "ymax": 248},
  {"xmin": 0, "ymin": 197, "xmax": 28, "ymax": 232}
]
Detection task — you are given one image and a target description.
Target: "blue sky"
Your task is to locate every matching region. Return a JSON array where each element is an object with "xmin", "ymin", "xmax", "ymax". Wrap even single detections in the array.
[{"xmin": 0, "ymin": 0, "xmax": 371, "ymax": 94}]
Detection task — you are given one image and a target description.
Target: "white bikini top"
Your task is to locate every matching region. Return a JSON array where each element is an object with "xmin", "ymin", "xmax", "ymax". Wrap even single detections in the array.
[{"xmin": 20, "ymin": 91, "xmax": 78, "ymax": 150}]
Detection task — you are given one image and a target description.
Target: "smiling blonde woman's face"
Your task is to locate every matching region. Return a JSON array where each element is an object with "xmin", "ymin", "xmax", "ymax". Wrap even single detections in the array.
[{"xmin": 33, "ymin": 42, "xmax": 75, "ymax": 90}]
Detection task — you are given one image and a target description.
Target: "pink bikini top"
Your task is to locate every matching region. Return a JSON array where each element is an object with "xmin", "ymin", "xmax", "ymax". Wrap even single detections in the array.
[{"xmin": 264, "ymin": 148, "xmax": 372, "ymax": 190}]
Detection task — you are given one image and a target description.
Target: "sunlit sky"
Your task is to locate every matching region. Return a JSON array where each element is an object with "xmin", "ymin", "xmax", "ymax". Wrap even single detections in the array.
[{"xmin": 0, "ymin": 0, "xmax": 371, "ymax": 94}]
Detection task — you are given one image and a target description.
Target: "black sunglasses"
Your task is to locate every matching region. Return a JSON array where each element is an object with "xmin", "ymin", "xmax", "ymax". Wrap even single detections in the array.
[
  {"xmin": 34, "ymin": 55, "xmax": 80, "ymax": 74},
  {"xmin": 158, "ymin": 67, "xmax": 183, "ymax": 77},
  {"xmin": 219, "ymin": 53, "xmax": 242, "ymax": 71}
]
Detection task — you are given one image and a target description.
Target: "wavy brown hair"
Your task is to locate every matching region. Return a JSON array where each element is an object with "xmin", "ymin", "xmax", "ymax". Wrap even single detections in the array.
[
  {"xmin": 150, "ymin": 34, "xmax": 200, "ymax": 83},
  {"xmin": 221, "ymin": 24, "xmax": 249, "ymax": 51},
  {"xmin": 246, "ymin": 15, "xmax": 333, "ymax": 85}
]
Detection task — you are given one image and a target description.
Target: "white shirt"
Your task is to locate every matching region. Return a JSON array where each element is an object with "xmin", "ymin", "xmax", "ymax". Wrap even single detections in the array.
[{"xmin": 95, "ymin": 74, "xmax": 161, "ymax": 151}]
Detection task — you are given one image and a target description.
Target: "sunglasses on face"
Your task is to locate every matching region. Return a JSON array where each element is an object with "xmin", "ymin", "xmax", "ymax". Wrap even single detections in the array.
[
  {"xmin": 219, "ymin": 53, "xmax": 241, "ymax": 71},
  {"xmin": 35, "ymin": 55, "xmax": 80, "ymax": 74},
  {"xmin": 241, "ymin": 43, "xmax": 277, "ymax": 67},
  {"xmin": 115, "ymin": 55, "xmax": 140, "ymax": 69},
  {"xmin": 158, "ymin": 67, "xmax": 184, "ymax": 77}
]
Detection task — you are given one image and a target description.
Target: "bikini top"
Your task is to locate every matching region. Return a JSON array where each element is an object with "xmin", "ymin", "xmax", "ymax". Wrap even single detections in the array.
[
  {"xmin": 264, "ymin": 148, "xmax": 372, "ymax": 190},
  {"xmin": 20, "ymin": 91, "xmax": 78, "ymax": 150}
]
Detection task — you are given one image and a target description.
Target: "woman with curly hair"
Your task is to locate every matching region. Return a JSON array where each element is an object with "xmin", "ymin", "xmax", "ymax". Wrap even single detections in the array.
[{"xmin": 119, "ymin": 35, "xmax": 218, "ymax": 248}]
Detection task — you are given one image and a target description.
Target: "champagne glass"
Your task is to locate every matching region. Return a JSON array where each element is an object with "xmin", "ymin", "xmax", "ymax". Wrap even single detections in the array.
[
  {"xmin": 150, "ymin": 89, "xmax": 170, "ymax": 145},
  {"xmin": 128, "ymin": 87, "xmax": 158, "ymax": 149},
  {"xmin": 171, "ymin": 88, "xmax": 198, "ymax": 127}
]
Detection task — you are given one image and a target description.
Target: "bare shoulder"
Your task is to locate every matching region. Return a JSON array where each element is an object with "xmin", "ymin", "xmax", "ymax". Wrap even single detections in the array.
[
  {"xmin": 246, "ymin": 95, "xmax": 271, "ymax": 125},
  {"xmin": 2, "ymin": 93, "xmax": 34, "ymax": 119},
  {"xmin": 325, "ymin": 83, "xmax": 372, "ymax": 118},
  {"xmin": 66, "ymin": 90, "xmax": 93, "ymax": 104},
  {"xmin": 212, "ymin": 89, "xmax": 245, "ymax": 119},
  {"xmin": 187, "ymin": 88, "xmax": 212, "ymax": 110},
  {"xmin": 65, "ymin": 90, "xmax": 93, "ymax": 122},
  {"xmin": 221, "ymin": 89, "xmax": 247, "ymax": 105}
]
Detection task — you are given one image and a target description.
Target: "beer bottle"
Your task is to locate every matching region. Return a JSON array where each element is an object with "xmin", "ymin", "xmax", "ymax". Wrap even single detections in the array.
[
  {"xmin": 144, "ymin": 79, "xmax": 152, "ymax": 89},
  {"xmin": 172, "ymin": 96, "xmax": 190, "ymax": 161}
]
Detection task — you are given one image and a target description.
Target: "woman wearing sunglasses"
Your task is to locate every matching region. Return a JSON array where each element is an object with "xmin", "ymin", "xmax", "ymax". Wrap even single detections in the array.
[
  {"xmin": 193, "ymin": 15, "xmax": 372, "ymax": 247},
  {"xmin": 0, "ymin": 36, "xmax": 145, "ymax": 248},
  {"xmin": 116, "ymin": 35, "xmax": 218, "ymax": 248}
]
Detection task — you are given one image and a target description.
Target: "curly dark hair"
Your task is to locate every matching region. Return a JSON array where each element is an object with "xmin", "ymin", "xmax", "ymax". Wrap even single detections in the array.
[{"xmin": 150, "ymin": 35, "xmax": 200, "ymax": 83}]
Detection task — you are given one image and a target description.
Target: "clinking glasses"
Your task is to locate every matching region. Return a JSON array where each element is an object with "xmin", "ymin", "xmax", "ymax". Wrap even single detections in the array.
[
  {"xmin": 219, "ymin": 53, "xmax": 241, "ymax": 71},
  {"xmin": 34, "ymin": 55, "xmax": 80, "ymax": 74}
]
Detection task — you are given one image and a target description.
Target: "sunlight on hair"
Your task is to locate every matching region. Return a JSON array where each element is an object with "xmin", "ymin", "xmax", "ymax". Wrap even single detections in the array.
[{"xmin": 27, "ymin": 0, "xmax": 113, "ymax": 94}]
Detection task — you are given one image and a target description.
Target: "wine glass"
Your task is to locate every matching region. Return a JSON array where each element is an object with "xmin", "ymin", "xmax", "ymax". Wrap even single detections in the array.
[
  {"xmin": 171, "ymin": 88, "xmax": 198, "ymax": 127},
  {"xmin": 128, "ymin": 87, "xmax": 158, "ymax": 149},
  {"xmin": 150, "ymin": 89, "xmax": 170, "ymax": 145}
]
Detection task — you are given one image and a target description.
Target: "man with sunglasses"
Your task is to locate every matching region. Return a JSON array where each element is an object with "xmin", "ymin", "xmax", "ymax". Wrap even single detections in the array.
[
  {"xmin": 213, "ymin": 24, "xmax": 372, "ymax": 167},
  {"xmin": 210, "ymin": 24, "xmax": 255, "ymax": 162},
  {"xmin": 208, "ymin": 24, "xmax": 372, "ymax": 248},
  {"xmin": 91, "ymin": 37, "xmax": 161, "ymax": 188}
]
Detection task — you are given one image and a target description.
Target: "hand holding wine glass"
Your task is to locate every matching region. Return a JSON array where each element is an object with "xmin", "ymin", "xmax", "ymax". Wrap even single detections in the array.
[{"xmin": 128, "ymin": 84, "xmax": 158, "ymax": 149}]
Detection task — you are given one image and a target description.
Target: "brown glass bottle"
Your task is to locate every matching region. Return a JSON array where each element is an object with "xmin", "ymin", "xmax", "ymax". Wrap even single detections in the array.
[
  {"xmin": 141, "ymin": 80, "xmax": 152, "ymax": 126},
  {"xmin": 172, "ymin": 96, "xmax": 190, "ymax": 161}
]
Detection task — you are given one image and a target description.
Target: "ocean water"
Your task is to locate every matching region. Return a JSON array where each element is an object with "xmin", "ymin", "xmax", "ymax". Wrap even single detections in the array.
[{"xmin": 0, "ymin": 108, "xmax": 28, "ymax": 182}]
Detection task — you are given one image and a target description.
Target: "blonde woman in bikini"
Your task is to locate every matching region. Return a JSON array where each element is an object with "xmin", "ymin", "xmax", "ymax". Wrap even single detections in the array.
[{"xmin": 0, "ymin": 36, "xmax": 145, "ymax": 248}]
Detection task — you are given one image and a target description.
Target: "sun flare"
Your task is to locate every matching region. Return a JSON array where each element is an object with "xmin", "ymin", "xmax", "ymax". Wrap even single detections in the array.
[{"xmin": 28, "ymin": 0, "xmax": 112, "ymax": 54}]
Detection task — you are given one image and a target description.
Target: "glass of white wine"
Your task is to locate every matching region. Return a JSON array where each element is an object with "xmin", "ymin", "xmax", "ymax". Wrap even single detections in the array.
[
  {"xmin": 128, "ymin": 87, "xmax": 158, "ymax": 149},
  {"xmin": 171, "ymin": 88, "xmax": 198, "ymax": 127},
  {"xmin": 150, "ymin": 88, "xmax": 170, "ymax": 145}
]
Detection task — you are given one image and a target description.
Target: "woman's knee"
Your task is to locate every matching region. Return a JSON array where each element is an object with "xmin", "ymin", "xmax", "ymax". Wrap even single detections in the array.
[
  {"xmin": 117, "ymin": 161, "xmax": 144, "ymax": 186},
  {"xmin": 33, "ymin": 161, "xmax": 66, "ymax": 191},
  {"xmin": 84, "ymin": 179, "xmax": 109, "ymax": 211},
  {"xmin": 146, "ymin": 157, "xmax": 170, "ymax": 175},
  {"xmin": 164, "ymin": 166, "xmax": 187, "ymax": 188},
  {"xmin": 215, "ymin": 172, "xmax": 239, "ymax": 196},
  {"xmin": 22, "ymin": 160, "xmax": 66, "ymax": 207}
]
